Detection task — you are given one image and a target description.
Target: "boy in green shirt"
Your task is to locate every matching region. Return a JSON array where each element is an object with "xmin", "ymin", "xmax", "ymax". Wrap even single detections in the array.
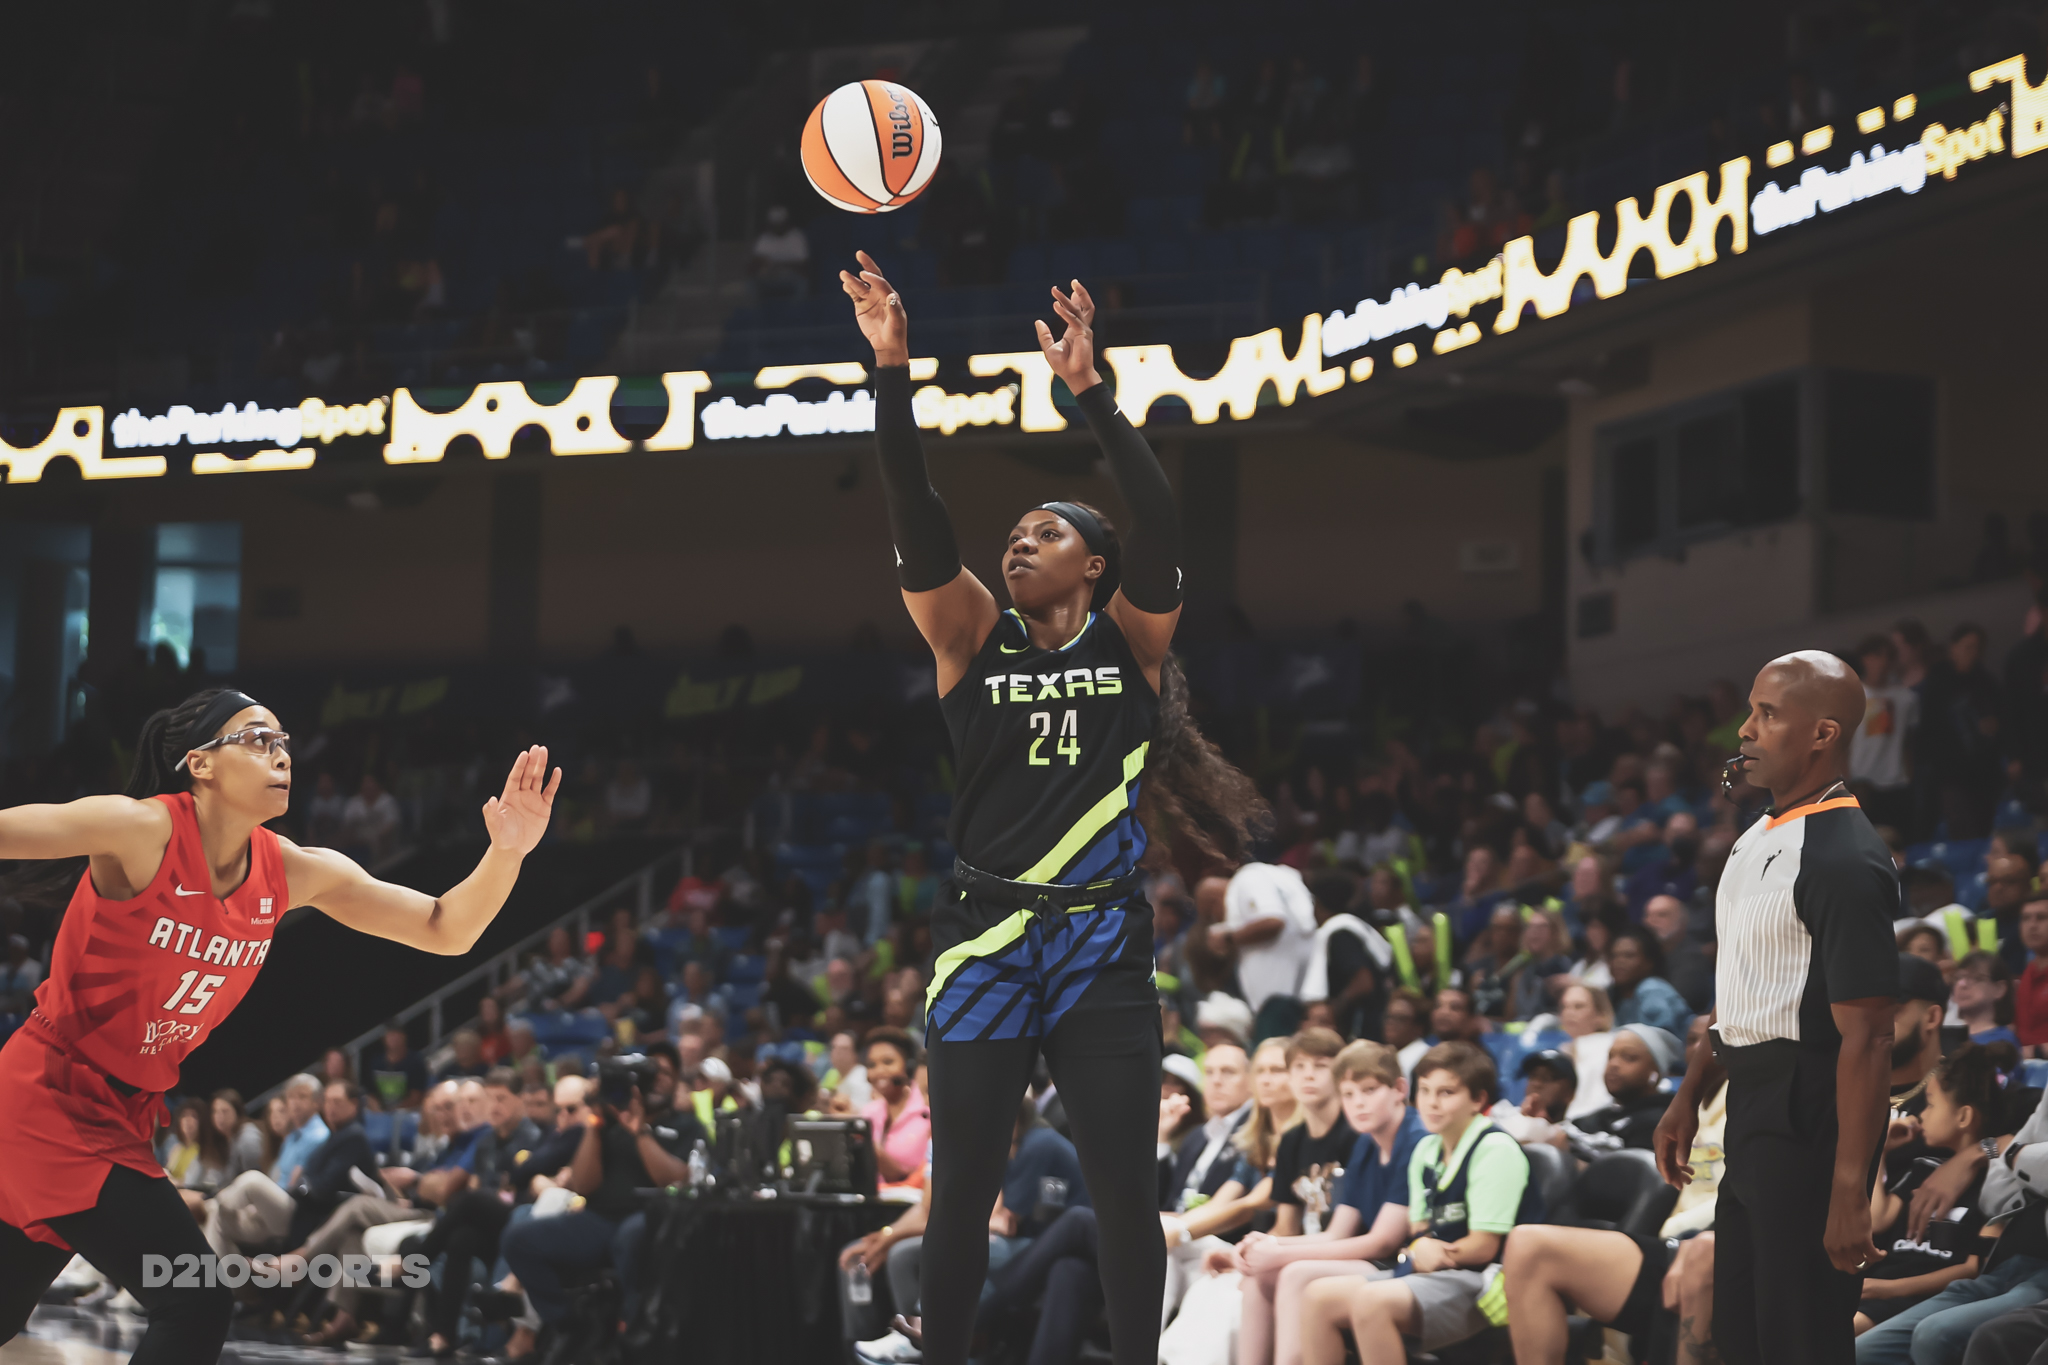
[{"xmin": 1297, "ymin": 1041, "xmax": 1534, "ymax": 1363}]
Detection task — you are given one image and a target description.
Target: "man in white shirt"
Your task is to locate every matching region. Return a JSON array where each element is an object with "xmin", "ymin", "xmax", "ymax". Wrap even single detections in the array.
[
  {"xmin": 1211, "ymin": 862, "xmax": 1319, "ymax": 1015},
  {"xmin": 1851, "ymin": 633, "xmax": 1918, "ymax": 832}
]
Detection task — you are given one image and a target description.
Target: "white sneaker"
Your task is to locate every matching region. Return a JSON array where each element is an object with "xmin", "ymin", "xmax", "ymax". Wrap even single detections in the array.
[{"xmin": 853, "ymin": 1330, "xmax": 923, "ymax": 1363}]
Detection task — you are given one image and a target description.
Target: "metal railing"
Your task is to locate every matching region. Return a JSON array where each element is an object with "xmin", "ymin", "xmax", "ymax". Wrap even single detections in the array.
[{"xmin": 248, "ymin": 836, "xmax": 708, "ymax": 1114}]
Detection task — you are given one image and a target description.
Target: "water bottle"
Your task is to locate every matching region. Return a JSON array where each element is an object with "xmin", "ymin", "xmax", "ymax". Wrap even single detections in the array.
[
  {"xmin": 688, "ymin": 1140, "xmax": 708, "ymax": 1191},
  {"xmin": 848, "ymin": 1260, "xmax": 873, "ymax": 1305}
]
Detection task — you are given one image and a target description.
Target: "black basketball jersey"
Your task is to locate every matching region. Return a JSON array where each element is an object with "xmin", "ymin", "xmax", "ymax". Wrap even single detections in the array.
[{"xmin": 940, "ymin": 608, "xmax": 1161, "ymax": 885}]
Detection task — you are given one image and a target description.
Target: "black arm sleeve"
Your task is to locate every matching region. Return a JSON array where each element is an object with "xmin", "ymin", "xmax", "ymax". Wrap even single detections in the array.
[
  {"xmin": 1074, "ymin": 383, "xmax": 1182, "ymax": 612},
  {"xmin": 874, "ymin": 365, "xmax": 962, "ymax": 592}
]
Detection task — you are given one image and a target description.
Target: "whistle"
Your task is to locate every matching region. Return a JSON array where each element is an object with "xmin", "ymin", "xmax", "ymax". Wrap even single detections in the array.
[{"xmin": 1720, "ymin": 753, "xmax": 1753, "ymax": 797}]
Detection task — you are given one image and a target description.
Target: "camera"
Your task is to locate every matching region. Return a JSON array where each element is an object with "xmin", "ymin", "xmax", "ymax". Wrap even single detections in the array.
[{"xmin": 596, "ymin": 1053, "xmax": 659, "ymax": 1111}]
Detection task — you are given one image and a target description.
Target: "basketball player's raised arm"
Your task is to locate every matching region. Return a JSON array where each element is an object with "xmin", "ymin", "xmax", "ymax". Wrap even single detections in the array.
[
  {"xmin": 843, "ymin": 249, "xmax": 998, "ymax": 695},
  {"xmin": 1035, "ymin": 280, "xmax": 1182, "ymax": 690},
  {"xmin": 0, "ymin": 795, "xmax": 176, "ymax": 898},
  {"xmin": 280, "ymin": 745, "xmax": 561, "ymax": 956}
]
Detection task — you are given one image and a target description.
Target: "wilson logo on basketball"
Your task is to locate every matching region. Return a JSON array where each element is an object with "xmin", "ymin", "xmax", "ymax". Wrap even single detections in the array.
[{"xmin": 801, "ymin": 79, "xmax": 942, "ymax": 214}]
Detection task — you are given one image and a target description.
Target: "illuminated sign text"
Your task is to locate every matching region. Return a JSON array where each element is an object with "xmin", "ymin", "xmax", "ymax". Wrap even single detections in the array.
[{"xmin": 1751, "ymin": 140, "xmax": 1927, "ymax": 235}]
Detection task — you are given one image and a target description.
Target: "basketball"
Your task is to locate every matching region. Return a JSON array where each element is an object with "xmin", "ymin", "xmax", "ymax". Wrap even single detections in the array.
[{"xmin": 800, "ymin": 79, "xmax": 942, "ymax": 214}]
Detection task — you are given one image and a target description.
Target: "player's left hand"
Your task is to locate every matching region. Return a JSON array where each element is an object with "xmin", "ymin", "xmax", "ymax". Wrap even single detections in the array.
[
  {"xmin": 1035, "ymin": 280, "xmax": 1103, "ymax": 395},
  {"xmin": 483, "ymin": 745, "xmax": 562, "ymax": 856},
  {"xmin": 1825, "ymin": 1177, "xmax": 1883, "ymax": 1275}
]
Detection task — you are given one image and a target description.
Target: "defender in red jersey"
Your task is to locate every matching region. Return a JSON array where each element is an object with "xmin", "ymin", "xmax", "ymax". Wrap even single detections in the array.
[{"xmin": 0, "ymin": 687, "xmax": 559, "ymax": 1363}]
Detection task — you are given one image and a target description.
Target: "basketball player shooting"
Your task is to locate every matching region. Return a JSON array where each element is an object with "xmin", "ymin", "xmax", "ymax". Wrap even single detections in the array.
[
  {"xmin": 842, "ymin": 250, "xmax": 1267, "ymax": 1365},
  {"xmin": 0, "ymin": 686, "xmax": 560, "ymax": 1362}
]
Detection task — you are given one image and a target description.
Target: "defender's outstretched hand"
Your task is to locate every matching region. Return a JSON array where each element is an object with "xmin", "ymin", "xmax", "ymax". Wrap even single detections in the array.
[
  {"xmin": 1034, "ymin": 279, "xmax": 1103, "ymax": 395},
  {"xmin": 483, "ymin": 745, "xmax": 561, "ymax": 856},
  {"xmin": 840, "ymin": 250, "xmax": 909, "ymax": 366}
]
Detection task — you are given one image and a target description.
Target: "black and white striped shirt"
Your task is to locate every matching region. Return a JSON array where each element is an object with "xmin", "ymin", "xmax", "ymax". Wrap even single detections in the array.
[{"xmin": 1713, "ymin": 795, "xmax": 1899, "ymax": 1049}]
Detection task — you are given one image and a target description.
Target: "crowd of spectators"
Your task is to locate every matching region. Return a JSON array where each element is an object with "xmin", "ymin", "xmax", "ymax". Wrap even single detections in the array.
[{"xmin": 11, "ymin": 575, "xmax": 2048, "ymax": 1356}]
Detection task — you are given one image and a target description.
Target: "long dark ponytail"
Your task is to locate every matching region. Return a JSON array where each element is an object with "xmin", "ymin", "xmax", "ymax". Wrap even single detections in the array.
[
  {"xmin": 0, "ymin": 688, "xmax": 235, "ymax": 911},
  {"xmin": 126, "ymin": 687, "xmax": 235, "ymax": 799},
  {"xmin": 1070, "ymin": 503, "xmax": 1269, "ymax": 865}
]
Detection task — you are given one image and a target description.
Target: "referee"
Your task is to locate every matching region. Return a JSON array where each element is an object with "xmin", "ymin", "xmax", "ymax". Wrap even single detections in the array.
[{"xmin": 1653, "ymin": 651, "xmax": 1900, "ymax": 1365}]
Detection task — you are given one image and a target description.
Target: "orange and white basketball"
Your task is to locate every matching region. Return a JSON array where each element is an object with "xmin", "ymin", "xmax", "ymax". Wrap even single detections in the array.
[{"xmin": 801, "ymin": 80, "xmax": 943, "ymax": 214}]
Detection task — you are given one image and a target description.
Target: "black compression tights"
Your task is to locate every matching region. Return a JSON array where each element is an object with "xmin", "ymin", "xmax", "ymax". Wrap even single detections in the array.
[
  {"xmin": 921, "ymin": 1012, "xmax": 1164, "ymax": 1365},
  {"xmin": 0, "ymin": 1163, "xmax": 232, "ymax": 1363}
]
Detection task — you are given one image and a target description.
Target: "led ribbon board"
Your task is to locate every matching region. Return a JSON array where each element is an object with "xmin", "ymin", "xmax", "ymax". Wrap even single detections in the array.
[{"xmin": 3, "ymin": 53, "xmax": 2039, "ymax": 482}]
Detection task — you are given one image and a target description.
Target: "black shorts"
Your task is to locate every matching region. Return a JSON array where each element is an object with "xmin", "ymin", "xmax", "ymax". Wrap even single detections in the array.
[{"xmin": 1607, "ymin": 1232, "xmax": 1674, "ymax": 1338}]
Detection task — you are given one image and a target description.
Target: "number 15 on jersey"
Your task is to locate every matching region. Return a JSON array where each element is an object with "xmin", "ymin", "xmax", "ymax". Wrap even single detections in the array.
[{"xmin": 1029, "ymin": 710, "xmax": 1081, "ymax": 766}]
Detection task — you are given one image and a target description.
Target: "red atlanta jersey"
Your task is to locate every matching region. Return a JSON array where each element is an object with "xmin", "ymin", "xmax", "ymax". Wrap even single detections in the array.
[{"xmin": 31, "ymin": 791, "xmax": 285, "ymax": 1092}]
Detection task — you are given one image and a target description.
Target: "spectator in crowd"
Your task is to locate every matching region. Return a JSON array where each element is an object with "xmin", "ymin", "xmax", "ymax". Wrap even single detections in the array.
[
  {"xmin": 1261, "ymin": 1028, "xmax": 1355, "ymax": 1239},
  {"xmin": 339, "ymin": 772, "xmax": 403, "ymax": 862},
  {"xmin": 1215, "ymin": 862, "xmax": 1320, "ymax": 1030},
  {"xmin": 1952, "ymin": 950, "xmax": 2019, "ymax": 1047},
  {"xmin": 202, "ymin": 1089, "xmax": 268, "ymax": 1193},
  {"xmin": 822, "ymin": 1029, "xmax": 873, "ymax": 1111},
  {"xmin": 261, "ymin": 1095, "xmax": 290, "ymax": 1173},
  {"xmin": 0, "ymin": 932, "xmax": 44, "ymax": 1012},
  {"xmin": 304, "ymin": 771, "xmax": 348, "ymax": 847},
  {"xmin": 1297, "ymin": 1042, "xmax": 1532, "ymax": 1361},
  {"xmin": 522, "ymin": 1079, "xmax": 558, "ymax": 1129},
  {"xmin": 1643, "ymin": 893, "xmax": 1715, "ymax": 1014},
  {"xmin": 417, "ymin": 1074, "xmax": 591, "ymax": 1358},
  {"xmin": 367, "ymin": 1021, "xmax": 430, "ymax": 1110},
  {"xmin": 1160, "ymin": 1043, "xmax": 1261, "ymax": 1317},
  {"xmin": 1504, "ymin": 907, "xmax": 1574, "ymax": 1023},
  {"xmin": 1462, "ymin": 903, "xmax": 1526, "ymax": 1020},
  {"xmin": 158, "ymin": 1101, "xmax": 205, "ymax": 1186},
  {"xmin": 498, "ymin": 1070, "xmax": 703, "ymax": 1350},
  {"xmin": 1232, "ymin": 1040, "xmax": 1424, "ymax": 1365},
  {"xmin": 475, "ymin": 995, "xmax": 513, "ymax": 1066},
  {"xmin": 435, "ymin": 1027, "xmax": 490, "ymax": 1083},
  {"xmin": 1566, "ymin": 1023, "xmax": 1679, "ymax": 1160},
  {"xmin": 268, "ymin": 1073, "xmax": 331, "ymax": 1185},
  {"xmin": 1488, "ymin": 1049, "xmax": 1576, "ymax": 1146},
  {"xmin": 209, "ymin": 1078, "xmax": 376, "ymax": 1256},
  {"xmin": 1383, "ymin": 987, "xmax": 1430, "ymax": 1081},
  {"xmin": 522, "ymin": 926, "xmax": 594, "ymax": 1013},
  {"xmin": 1161, "ymin": 1055, "xmax": 1210, "ymax": 1153},
  {"xmin": 1569, "ymin": 899, "xmax": 1626, "ymax": 991},
  {"xmin": 318, "ymin": 1047, "xmax": 354, "ymax": 1086},
  {"xmin": 1429, "ymin": 985, "xmax": 1485, "ymax": 1046},
  {"xmin": 1855, "ymin": 1044, "xmax": 2000, "ymax": 1338},
  {"xmin": 1854, "ymin": 633, "xmax": 1920, "ymax": 832},
  {"xmin": 862, "ymin": 1028, "xmax": 930, "ymax": 1187},
  {"xmin": 1985, "ymin": 855, "xmax": 2036, "ymax": 975},
  {"xmin": 1163, "ymin": 1037, "xmax": 1301, "ymax": 1362},
  {"xmin": 1300, "ymin": 870, "xmax": 1387, "ymax": 1040},
  {"xmin": 1922, "ymin": 623, "xmax": 2006, "ymax": 840},
  {"xmin": 751, "ymin": 204, "xmax": 810, "ymax": 302},
  {"xmin": 603, "ymin": 759, "xmax": 652, "ymax": 832},
  {"xmin": 2015, "ymin": 896, "xmax": 2048, "ymax": 1054},
  {"xmin": 853, "ymin": 842, "xmax": 896, "ymax": 948},
  {"xmin": 1605, "ymin": 925, "xmax": 1692, "ymax": 1036},
  {"xmin": 1624, "ymin": 812, "xmax": 1701, "ymax": 915},
  {"xmin": 1554, "ymin": 982, "xmax": 1616, "ymax": 1119},
  {"xmin": 585, "ymin": 188, "xmax": 651, "ymax": 270}
]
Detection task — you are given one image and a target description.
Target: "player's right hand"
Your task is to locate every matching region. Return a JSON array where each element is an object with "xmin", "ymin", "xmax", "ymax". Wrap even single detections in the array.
[
  {"xmin": 1653, "ymin": 1094, "xmax": 1699, "ymax": 1189},
  {"xmin": 840, "ymin": 250, "xmax": 908, "ymax": 366}
]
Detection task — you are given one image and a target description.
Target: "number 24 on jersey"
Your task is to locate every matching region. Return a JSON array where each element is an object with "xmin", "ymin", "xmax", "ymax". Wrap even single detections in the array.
[{"xmin": 1029, "ymin": 710, "xmax": 1082, "ymax": 766}]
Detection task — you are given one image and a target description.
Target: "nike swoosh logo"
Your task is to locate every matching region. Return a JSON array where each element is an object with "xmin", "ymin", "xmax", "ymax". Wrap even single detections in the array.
[
  {"xmin": 174, "ymin": 885, "xmax": 206, "ymax": 896},
  {"xmin": 999, "ymin": 644, "xmax": 1029, "ymax": 654}
]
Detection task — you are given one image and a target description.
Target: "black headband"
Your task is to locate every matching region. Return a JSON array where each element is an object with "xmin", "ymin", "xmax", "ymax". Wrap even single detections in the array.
[
  {"xmin": 1034, "ymin": 501, "xmax": 1107, "ymax": 556},
  {"xmin": 177, "ymin": 690, "xmax": 263, "ymax": 765}
]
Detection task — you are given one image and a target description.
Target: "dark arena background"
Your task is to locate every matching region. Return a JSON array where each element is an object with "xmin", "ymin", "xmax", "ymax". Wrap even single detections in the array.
[{"xmin": 4, "ymin": 0, "xmax": 2048, "ymax": 1361}]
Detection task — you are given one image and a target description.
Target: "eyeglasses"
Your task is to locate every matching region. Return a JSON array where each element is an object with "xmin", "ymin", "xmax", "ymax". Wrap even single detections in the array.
[{"xmin": 177, "ymin": 726, "xmax": 291, "ymax": 771}]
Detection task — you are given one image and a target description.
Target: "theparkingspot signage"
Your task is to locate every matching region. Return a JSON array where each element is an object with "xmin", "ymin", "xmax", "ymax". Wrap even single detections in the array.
[{"xmin": 2, "ymin": 54, "xmax": 2040, "ymax": 483}]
